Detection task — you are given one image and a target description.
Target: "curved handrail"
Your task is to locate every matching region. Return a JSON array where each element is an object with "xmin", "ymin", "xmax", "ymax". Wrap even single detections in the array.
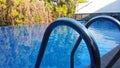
[
  {"xmin": 71, "ymin": 15, "xmax": 120, "ymax": 68},
  {"xmin": 85, "ymin": 15, "xmax": 120, "ymax": 29},
  {"xmin": 35, "ymin": 18, "xmax": 100, "ymax": 68}
]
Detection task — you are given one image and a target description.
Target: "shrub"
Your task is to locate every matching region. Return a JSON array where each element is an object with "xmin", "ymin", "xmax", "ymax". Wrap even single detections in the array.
[
  {"xmin": 0, "ymin": 0, "xmax": 86, "ymax": 26},
  {"xmin": 0, "ymin": 0, "xmax": 53, "ymax": 26},
  {"xmin": 44, "ymin": 0, "xmax": 87, "ymax": 20}
]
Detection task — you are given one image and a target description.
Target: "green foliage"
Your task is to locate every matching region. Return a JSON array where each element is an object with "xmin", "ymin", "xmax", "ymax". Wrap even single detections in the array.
[
  {"xmin": 78, "ymin": 0, "xmax": 87, "ymax": 3},
  {"xmin": 0, "ymin": 0, "xmax": 87, "ymax": 26},
  {"xmin": 44, "ymin": 0, "xmax": 87, "ymax": 19},
  {"xmin": 0, "ymin": 0, "xmax": 24, "ymax": 25},
  {"xmin": 0, "ymin": 0, "xmax": 51, "ymax": 26}
]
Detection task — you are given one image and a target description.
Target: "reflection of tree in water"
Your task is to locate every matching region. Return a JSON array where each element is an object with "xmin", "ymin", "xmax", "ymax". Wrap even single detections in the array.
[
  {"xmin": 0, "ymin": 24, "xmax": 46, "ymax": 67},
  {"xmin": 0, "ymin": 24, "xmax": 89, "ymax": 67}
]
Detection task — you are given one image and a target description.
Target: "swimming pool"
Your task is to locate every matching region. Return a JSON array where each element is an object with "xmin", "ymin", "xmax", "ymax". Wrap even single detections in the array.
[{"xmin": 0, "ymin": 19, "xmax": 120, "ymax": 68}]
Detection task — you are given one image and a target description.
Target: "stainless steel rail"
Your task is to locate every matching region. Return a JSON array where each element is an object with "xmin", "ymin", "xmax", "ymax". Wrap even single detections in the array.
[
  {"xmin": 71, "ymin": 15, "xmax": 120, "ymax": 68},
  {"xmin": 35, "ymin": 18, "xmax": 100, "ymax": 68}
]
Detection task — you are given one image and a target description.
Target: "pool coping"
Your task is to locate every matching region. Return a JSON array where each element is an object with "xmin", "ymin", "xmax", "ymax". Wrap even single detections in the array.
[{"xmin": 101, "ymin": 45, "xmax": 120, "ymax": 68}]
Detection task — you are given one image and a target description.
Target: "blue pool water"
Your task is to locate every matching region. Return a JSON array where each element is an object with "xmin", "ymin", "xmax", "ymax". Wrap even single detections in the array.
[{"xmin": 0, "ymin": 19, "xmax": 120, "ymax": 68}]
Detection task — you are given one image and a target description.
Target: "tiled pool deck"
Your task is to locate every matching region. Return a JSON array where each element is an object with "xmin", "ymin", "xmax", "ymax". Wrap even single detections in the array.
[{"xmin": 101, "ymin": 45, "xmax": 120, "ymax": 68}]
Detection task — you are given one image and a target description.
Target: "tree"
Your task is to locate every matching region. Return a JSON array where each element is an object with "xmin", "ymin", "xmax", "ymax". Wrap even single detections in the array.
[{"xmin": 44, "ymin": 0, "xmax": 87, "ymax": 20}]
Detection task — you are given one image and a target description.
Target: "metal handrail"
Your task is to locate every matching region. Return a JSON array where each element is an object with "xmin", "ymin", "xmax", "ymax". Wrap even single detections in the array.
[
  {"xmin": 85, "ymin": 15, "xmax": 120, "ymax": 29},
  {"xmin": 35, "ymin": 18, "xmax": 100, "ymax": 68},
  {"xmin": 71, "ymin": 15, "xmax": 120, "ymax": 68}
]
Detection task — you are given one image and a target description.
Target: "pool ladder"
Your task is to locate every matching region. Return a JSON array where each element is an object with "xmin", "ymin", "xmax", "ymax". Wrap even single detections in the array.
[{"xmin": 35, "ymin": 15, "xmax": 120, "ymax": 68}]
